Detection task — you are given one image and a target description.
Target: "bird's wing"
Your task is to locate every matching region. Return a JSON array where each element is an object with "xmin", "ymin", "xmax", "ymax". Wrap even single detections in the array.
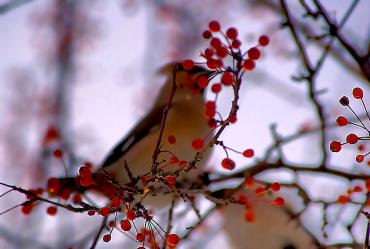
[{"xmin": 101, "ymin": 105, "xmax": 165, "ymax": 167}]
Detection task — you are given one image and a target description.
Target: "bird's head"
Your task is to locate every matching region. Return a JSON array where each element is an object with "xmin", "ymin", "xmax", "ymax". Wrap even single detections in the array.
[{"xmin": 156, "ymin": 62, "xmax": 214, "ymax": 105}]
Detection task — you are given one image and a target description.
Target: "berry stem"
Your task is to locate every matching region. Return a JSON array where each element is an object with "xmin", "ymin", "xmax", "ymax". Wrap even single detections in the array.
[
  {"xmin": 347, "ymin": 105, "xmax": 369, "ymax": 132},
  {"xmin": 360, "ymin": 98, "xmax": 370, "ymax": 124}
]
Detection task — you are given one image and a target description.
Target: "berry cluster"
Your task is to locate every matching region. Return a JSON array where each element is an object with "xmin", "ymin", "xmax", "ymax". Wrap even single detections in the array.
[
  {"xmin": 329, "ymin": 87, "xmax": 370, "ymax": 165},
  {"xmin": 20, "ymin": 160, "xmax": 179, "ymax": 249},
  {"xmin": 337, "ymin": 183, "xmax": 365, "ymax": 205},
  {"xmin": 182, "ymin": 20, "xmax": 270, "ymax": 171},
  {"xmin": 239, "ymin": 178, "xmax": 284, "ymax": 222},
  {"xmin": 101, "ymin": 210, "xmax": 179, "ymax": 249}
]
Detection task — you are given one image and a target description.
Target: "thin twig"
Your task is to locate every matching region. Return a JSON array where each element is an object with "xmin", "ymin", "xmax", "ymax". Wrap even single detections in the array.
[
  {"xmin": 152, "ymin": 64, "xmax": 179, "ymax": 175},
  {"xmin": 281, "ymin": 0, "xmax": 328, "ymax": 168},
  {"xmin": 90, "ymin": 216, "xmax": 108, "ymax": 249},
  {"xmin": 163, "ymin": 197, "xmax": 176, "ymax": 249},
  {"xmin": 0, "ymin": 182, "xmax": 96, "ymax": 213},
  {"xmin": 181, "ymin": 206, "xmax": 218, "ymax": 240},
  {"xmin": 313, "ymin": 0, "xmax": 369, "ymax": 80}
]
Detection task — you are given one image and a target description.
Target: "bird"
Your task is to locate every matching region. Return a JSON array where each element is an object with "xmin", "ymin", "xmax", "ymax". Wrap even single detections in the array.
[
  {"xmin": 101, "ymin": 63, "xmax": 212, "ymax": 182},
  {"xmin": 58, "ymin": 62, "xmax": 214, "ymax": 208}
]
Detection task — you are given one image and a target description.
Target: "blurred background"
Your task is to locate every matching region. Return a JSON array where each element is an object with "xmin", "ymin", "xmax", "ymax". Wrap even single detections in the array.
[{"xmin": 0, "ymin": 0, "xmax": 369, "ymax": 248}]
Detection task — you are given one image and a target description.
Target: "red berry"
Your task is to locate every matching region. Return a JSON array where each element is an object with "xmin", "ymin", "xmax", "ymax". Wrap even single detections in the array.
[
  {"xmin": 271, "ymin": 182, "xmax": 280, "ymax": 192},
  {"xmin": 221, "ymin": 72, "xmax": 234, "ymax": 86},
  {"xmin": 336, "ymin": 116, "xmax": 348, "ymax": 126},
  {"xmin": 210, "ymin": 38, "xmax": 222, "ymax": 49},
  {"xmin": 120, "ymin": 219, "xmax": 132, "ymax": 231},
  {"xmin": 166, "ymin": 176, "xmax": 177, "ymax": 185},
  {"xmin": 204, "ymin": 48, "xmax": 214, "ymax": 58},
  {"xmin": 238, "ymin": 194, "xmax": 248, "ymax": 204},
  {"xmin": 100, "ymin": 207, "xmax": 110, "ymax": 217},
  {"xmin": 88, "ymin": 210, "xmax": 95, "ymax": 216},
  {"xmin": 126, "ymin": 209, "xmax": 136, "ymax": 220},
  {"xmin": 60, "ymin": 188, "xmax": 72, "ymax": 201},
  {"xmin": 337, "ymin": 195, "xmax": 348, "ymax": 204},
  {"xmin": 204, "ymin": 109, "xmax": 216, "ymax": 119},
  {"xmin": 208, "ymin": 118, "xmax": 218, "ymax": 128},
  {"xmin": 248, "ymin": 47, "xmax": 261, "ymax": 60},
  {"xmin": 216, "ymin": 46, "xmax": 228, "ymax": 58},
  {"xmin": 47, "ymin": 177, "xmax": 61, "ymax": 194},
  {"xmin": 79, "ymin": 166, "xmax": 93, "ymax": 187},
  {"xmin": 245, "ymin": 177, "xmax": 254, "ymax": 187},
  {"xmin": 206, "ymin": 101, "xmax": 216, "ymax": 110},
  {"xmin": 42, "ymin": 126, "xmax": 60, "ymax": 144},
  {"xmin": 108, "ymin": 220, "xmax": 115, "ymax": 227},
  {"xmin": 352, "ymin": 87, "xmax": 363, "ymax": 99},
  {"xmin": 209, "ymin": 20, "xmax": 221, "ymax": 32},
  {"xmin": 329, "ymin": 141, "xmax": 341, "ymax": 152},
  {"xmin": 167, "ymin": 233, "xmax": 180, "ymax": 246},
  {"xmin": 346, "ymin": 133, "xmax": 359, "ymax": 144},
  {"xmin": 245, "ymin": 209, "xmax": 255, "ymax": 222},
  {"xmin": 356, "ymin": 154, "xmax": 364, "ymax": 163},
  {"xmin": 229, "ymin": 115, "xmax": 237, "ymax": 123},
  {"xmin": 202, "ymin": 30, "xmax": 212, "ymax": 39},
  {"xmin": 192, "ymin": 138, "xmax": 204, "ymax": 150},
  {"xmin": 47, "ymin": 206, "xmax": 57, "ymax": 216},
  {"xmin": 242, "ymin": 59, "xmax": 255, "ymax": 71},
  {"xmin": 21, "ymin": 204, "xmax": 33, "ymax": 215},
  {"xmin": 211, "ymin": 83, "xmax": 222, "ymax": 93},
  {"xmin": 258, "ymin": 35, "xmax": 270, "ymax": 46},
  {"xmin": 274, "ymin": 197, "xmax": 285, "ymax": 207},
  {"xmin": 53, "ymin": 149, "xmax": 63, "ymax": 158},
  {"xmin": 221, "ymin": 158, "xmax": 235, "ymax": 170},
  {"xmin": 170, "ymin": 156, "xmax": 179, "ymax": 164},
  {"xmin": 197, "ymin": 75, "xmax": 209, "ymax": 88},
  {"xmin": 232, "ymin": 39, "xmax": 241, "ymax": 48},
  {"xmin": 339, "ymin": 96, "xmax": 349, "ymax": 106},
  {"xmin": 183, "ymin": 59, "xmax": 194, "ymax": 71},
  {"xmin": 226, "ymin": 27, "xmax": 238, "ymax": 40},
  {"xmin": 103, "ymin": 234, "xmax": 111, "ymax": 242},
  {"xmin": 73, "ymin": 193, "xmax": 82, "ymax": 204},
  {"xmin": 215, "ymin": 59, "xmax": 224, "ymax": 69},
  {"xmin": 178, "ymin": 160, "xmax": 188, "ymax": 166},
  {"xmin": 243, "ymin": 149, "xmax": 254, "ymax": 158},
  {"xmin": 354, "ymin": 185, "xmax": 362, "ymax": 192},
  {"xmin": 111, "ymin": 197, "xmax": 121, "ymax": 208},
  {"xmin": 216, "ymin": 59, "xmax": 224, "ymax": 68},
  {"xmin": 168, "ymin": 135, "xmax": 176, "ymax": 144},
  {"xmin": 35, "ymin": 188, "xmax": 43, "ymax": 195},
  {"xmin": 206, "ymin": 58, "xmax": 218, "ymax": 69},
  {"xmin": 136, "ymin": 233, "xmax": 145, "ymax": 242}
]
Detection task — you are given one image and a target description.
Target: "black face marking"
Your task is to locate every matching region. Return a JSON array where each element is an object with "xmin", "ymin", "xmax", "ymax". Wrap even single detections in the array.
[
  {"xmin": 283, "ymin": 244, "xmax": 297, "ymax": 249},
  {"xmin": 176, "ymin": 63, "xmax": 212, "ymax": 76}
]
